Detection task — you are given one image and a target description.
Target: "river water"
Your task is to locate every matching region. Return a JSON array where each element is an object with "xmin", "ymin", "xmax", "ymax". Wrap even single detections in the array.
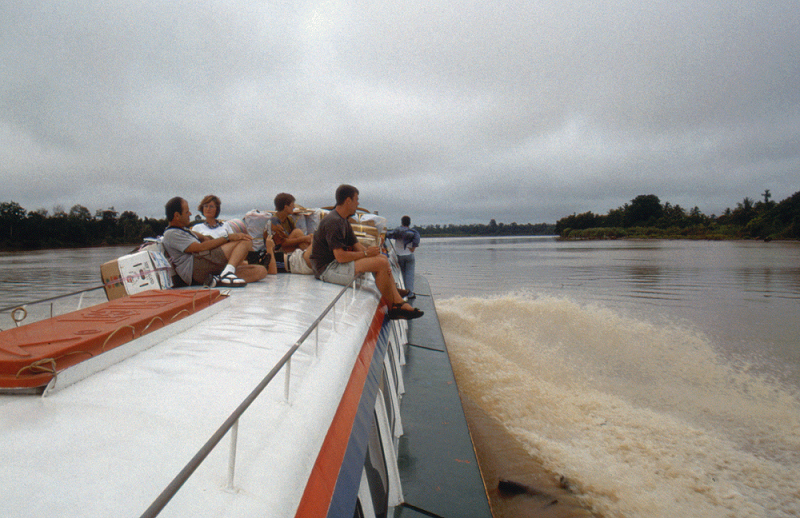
[
  {"xmin": 418, "ymin": 237, "xmax": 800, "ymax": 518},
  {"xmin": 2, "ymin": 239, "xmax": 799, "ymax": 517}
]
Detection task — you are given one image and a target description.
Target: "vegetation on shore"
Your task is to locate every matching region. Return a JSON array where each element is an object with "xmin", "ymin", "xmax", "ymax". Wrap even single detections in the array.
[
  {"xmin": 0, "ymin": 204, "xmax": 167, "ymax": 251},
  {"xmin": 416, "ymin": 221, "xmax": 555, "ymax": 237},
  {"xmin": 555, "ymin": 190, "xmax": 800, "ymax": 241},
  {"xmin": 2, "ymin": 189, "xmax": 799, "ymax": 251}
]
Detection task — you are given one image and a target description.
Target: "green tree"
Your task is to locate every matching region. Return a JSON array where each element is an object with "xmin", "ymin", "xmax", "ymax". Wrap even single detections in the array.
[
  {"xmin": 0, "ymin": 201, "xmax": 26, "ymax": 239},
  {"xmin": 624, "ymin": 195, "xmax": 662, "ymax": 227},
  {"xmin": 730, "ymin": 197, "xmax": 756, "ymax": 226},
  {"xmin": 69, "ymin": 204, "xmax": 93, "ymax": 221}
]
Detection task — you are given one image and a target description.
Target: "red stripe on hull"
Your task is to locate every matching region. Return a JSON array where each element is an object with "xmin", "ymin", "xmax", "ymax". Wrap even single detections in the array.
[{"xmin": 294, "ymin": 307, "xmax": 386, "ymax": 518}]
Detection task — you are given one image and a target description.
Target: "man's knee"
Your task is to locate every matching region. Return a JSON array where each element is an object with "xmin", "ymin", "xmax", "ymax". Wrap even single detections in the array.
[
  {"xmin": 376, "ymin": 255, "xmax": 393, "ymax": 275},
  {"xmin": 372, "ymin": 254, "xmax": 390, "ymax": 269}
]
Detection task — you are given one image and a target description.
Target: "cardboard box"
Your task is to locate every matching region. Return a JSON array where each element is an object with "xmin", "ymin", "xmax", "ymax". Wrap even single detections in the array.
[
  {"xmin": 101, "ymin": 250, "xmax": 173, "ymax": 301},
  {"xmin": 352, "ymin": 223, "xmax": 381, "ymax": 247}
]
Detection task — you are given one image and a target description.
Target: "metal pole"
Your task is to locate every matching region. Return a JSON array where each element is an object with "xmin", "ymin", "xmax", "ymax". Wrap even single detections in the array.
[
  {"xmin": 227, "ymin": 420, "xmax": 239, "ymax": 490},
  {"xmin": 284, "ymin": 357, "xmax": 292, "ymax": 402}
]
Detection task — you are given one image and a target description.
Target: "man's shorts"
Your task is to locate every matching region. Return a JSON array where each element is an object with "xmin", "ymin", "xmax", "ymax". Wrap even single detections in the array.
[
  {"xmin": 192, "ymin": 248, "xmax": 227, "ymax": 284},
  {"xmin": 318, "ymin": 260, "xmax": 355, "ymax": 286},
  {"xmin": 287, "ymin": 249, "xmax": 314, "ymax": 275}
]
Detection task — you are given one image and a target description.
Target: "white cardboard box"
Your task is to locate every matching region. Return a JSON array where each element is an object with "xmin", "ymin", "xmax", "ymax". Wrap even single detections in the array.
[{"xmin": 101, "ymin": 250, "xmax": 173, "ymax": 300}]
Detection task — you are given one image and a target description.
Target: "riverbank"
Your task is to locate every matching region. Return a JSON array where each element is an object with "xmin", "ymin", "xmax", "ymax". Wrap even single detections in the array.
[{"xmin": 557, "ymin": 227, "xmax": 783, "ymax": 240}]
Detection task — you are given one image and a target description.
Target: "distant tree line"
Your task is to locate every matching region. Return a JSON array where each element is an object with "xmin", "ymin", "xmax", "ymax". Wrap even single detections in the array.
[
  {"xmin": 4, "ymin": 189, "xmax": 799, "ymax": 251},
  {"xmin": 0, "ymin": 202, "xmax": 167, "ymax": 251},
  {"xmin": 416, "ymin": 221, "xmax": 556, "ymax": 237},
  {"xmin": 556, "ymin": 190, "xmax": 800, "ymax": 240}
]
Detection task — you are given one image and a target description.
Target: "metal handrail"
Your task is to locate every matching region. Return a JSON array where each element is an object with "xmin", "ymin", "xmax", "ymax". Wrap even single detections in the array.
[
  {"xmin": 139, "ymin": 275, "xmax": 361, "ymax": 518},
  {"xmin": 0, "ymin": 284, "xmax": 104, "ymax": 314}
]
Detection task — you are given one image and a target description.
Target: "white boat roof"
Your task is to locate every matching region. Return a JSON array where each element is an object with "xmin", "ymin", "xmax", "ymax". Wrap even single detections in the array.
[{"xmin": 0, "ymin": 274, "xmax": 385, "ymax": 517}]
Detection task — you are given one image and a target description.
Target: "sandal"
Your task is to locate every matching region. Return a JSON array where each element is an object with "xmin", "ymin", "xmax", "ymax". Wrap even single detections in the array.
[
  {"xmin": 217, "ymin": 271, "xmax": 247, "ymax": 288},
  {"xmin": 397, "ymin": 287, "xmax": 410, "ymax": 298},
  {"xmin": 387, "ymin": 302, "xmax": 424, "ymax": 321}
]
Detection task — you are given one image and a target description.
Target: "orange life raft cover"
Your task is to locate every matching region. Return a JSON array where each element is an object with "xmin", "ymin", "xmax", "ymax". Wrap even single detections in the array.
[{"xmin": 0, "ymin": 289, "xmax": 225, "ymax": 389}]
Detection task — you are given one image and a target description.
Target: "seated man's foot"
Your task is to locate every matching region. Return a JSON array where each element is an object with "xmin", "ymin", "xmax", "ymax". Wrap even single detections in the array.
[
  {"xmin": 216, "ymin": 271, "xmax": 247, "ymax": 287},
  {"xmin": 387, "ymin": 302, "xmax": 424, "ymax": 320}
]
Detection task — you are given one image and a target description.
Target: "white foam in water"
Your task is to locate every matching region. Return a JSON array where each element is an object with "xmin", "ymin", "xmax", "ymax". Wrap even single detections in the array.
[{"xmin": 438, "ymin": 294, "xmax": 800, "ymax": 518}]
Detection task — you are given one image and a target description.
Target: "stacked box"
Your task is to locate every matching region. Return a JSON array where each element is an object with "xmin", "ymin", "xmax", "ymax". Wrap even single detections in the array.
[{"xmin": 101, "ymin": 250, "xmax": 173, "ymax": 301}]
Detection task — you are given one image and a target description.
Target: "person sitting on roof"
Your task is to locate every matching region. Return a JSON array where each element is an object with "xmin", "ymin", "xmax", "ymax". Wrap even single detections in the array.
[
  {"xmin": 310, "ymin": 184, "xmax": 423, "ymax": 320},
  {"xmin": 270, "ymin": 193, "xmax": 314, "ymax": 253},
  {"xmin": 191, "ymin": 194, "xmax": 229, "ymax": 239},
  {"xmin": 162, "ymin": 197, "xmax": 274, "ymax": 288},
  {"xmin": 270, "ymin": 192, "xmax": 315, "ymax": 275}
]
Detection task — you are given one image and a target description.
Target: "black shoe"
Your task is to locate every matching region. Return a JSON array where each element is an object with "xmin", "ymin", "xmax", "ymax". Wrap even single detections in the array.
[{"xmin": 387, "ymin": 303, "xmax": 424, "ymax": 320}]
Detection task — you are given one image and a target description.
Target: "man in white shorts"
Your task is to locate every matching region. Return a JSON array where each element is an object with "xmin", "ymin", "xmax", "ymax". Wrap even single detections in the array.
[{"xmin": 286, "ymin": 246, "xmax": 314, "ymax": 275}]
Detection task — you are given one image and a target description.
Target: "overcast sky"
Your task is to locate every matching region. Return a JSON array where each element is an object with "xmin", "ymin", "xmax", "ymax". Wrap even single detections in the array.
[{"xmin": 2, "ymin": 1, "xmax": 798, "ymax": 226}]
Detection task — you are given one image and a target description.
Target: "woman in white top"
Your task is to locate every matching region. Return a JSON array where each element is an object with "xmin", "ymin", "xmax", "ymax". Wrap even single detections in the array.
[{"xmin": 192, "ymin": 194, "xmax": 229, "ymax": 238}]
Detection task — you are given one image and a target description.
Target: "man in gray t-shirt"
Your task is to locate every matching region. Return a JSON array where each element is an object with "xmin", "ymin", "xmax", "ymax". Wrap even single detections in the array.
[{"xmin": 162, "ymin": 197, "xmax": 273, "ymax": 287}]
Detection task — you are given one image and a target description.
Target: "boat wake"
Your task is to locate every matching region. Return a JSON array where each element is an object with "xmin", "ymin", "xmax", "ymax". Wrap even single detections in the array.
[{"xmin": 438, "ymin": 294, "xmax": 800, "ymax": 518}]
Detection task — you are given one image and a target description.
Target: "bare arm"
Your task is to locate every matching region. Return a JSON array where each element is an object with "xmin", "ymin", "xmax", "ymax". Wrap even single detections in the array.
[
  {"xmin": 264, "ymin": 236, "xmax": 277, "ymax": 275},
  {"xmin": 282, "ymin": 233, "xmax": 313, "ymax": 247},
  {"xmin": 333, "ymin": 244, "xmax": 380, "ymax": 263},
  {"xmin": 184, "ymin": 232, "xmax": 251, "ymax": 253}
]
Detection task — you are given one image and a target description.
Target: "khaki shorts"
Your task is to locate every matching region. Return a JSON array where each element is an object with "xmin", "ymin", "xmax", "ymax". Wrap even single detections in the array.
[
  {"xmin": 192, "ymin": 248, "xmax": 227, "ymax": 284},
  {"xmin": 288, "ymin": 249, "xmax": 314, "ymax": 275}
]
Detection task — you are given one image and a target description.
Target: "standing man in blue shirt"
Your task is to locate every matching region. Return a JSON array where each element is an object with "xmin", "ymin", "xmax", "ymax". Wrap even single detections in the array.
[{"xmin": 387, "ymin": 215, "xmax": 420, "ymax": 299}]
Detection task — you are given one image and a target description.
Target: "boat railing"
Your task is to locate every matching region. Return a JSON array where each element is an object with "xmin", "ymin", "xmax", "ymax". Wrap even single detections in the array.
[
  {"xmin": 139, "ymin": 275, "xmax": 364, "ymax": 518},
  {"xmin": 0, "ymin": 285, "xmax": 105, "ymax": 329}
]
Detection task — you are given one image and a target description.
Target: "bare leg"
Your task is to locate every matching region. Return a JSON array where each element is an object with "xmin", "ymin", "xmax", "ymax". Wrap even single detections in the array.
[
  {"xmin": 235, "ymin": 264, "xmax": 268, "ymax": 282},
  {"xmin": 281, "ymin": 229, "xmax": 310, "ymax": 254},
  {"xmin": 218, "ymin": 240, "xmax": 268, "ymax": 282},
  {"xmin": 354, "ymin": 255, "xmax": 413, "ymax": 310},
  {"xmin": 302, "ymin": 241, "xmax": 313, "ymax": 269},
  {"xmin": 221, "ymin": 240, "xmax": 252, "ymax": 267}
]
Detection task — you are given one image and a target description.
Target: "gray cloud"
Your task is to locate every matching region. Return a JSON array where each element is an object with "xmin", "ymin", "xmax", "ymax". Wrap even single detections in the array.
[{"xmin": 2, "ymin": 0, "xmax": 798, "ymax": 226}]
